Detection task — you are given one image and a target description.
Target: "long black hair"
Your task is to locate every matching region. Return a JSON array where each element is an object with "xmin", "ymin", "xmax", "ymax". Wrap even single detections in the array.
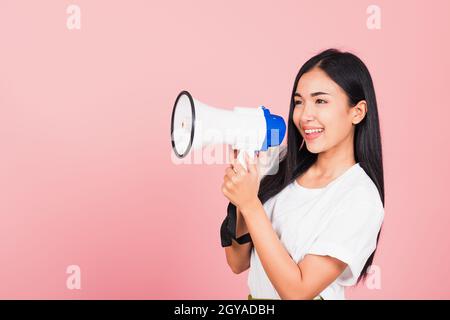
[{"xmin": 258, "ymin": 48, "xmax": 384, "ymax": 285}]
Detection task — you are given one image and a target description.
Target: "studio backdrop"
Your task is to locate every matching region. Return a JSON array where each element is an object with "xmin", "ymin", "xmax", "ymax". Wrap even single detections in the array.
[{"xmin": 0, "ymin": 0, "xmax": 449, "ymax": 299}]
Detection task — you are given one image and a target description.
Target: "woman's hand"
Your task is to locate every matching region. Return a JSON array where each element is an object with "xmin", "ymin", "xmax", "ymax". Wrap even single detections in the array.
[{"xmin": 221, "ymin": 149, "xmax": 261, "ymax": 214}]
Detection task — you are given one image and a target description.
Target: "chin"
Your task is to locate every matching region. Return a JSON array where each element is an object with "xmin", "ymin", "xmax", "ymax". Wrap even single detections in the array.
[{"xmin": 305, "ymin": 143, "xmax": 325, "ymax": 154}]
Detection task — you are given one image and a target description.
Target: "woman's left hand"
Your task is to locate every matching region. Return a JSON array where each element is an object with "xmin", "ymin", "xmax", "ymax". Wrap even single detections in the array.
[{"xmin": 221, "ymin": 151, "xmax": 261, "ymax": 214}]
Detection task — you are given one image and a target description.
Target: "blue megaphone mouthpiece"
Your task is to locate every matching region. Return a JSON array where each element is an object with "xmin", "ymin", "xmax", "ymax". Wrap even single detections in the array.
[{"xmin": 260, "ymin": 107, "xmax": 286, "ymax": 151}]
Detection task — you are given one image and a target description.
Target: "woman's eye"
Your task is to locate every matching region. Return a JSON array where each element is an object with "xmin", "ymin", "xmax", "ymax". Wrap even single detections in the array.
[
  {"xmin": 316, "ymin": 99, "xmax": 327, "ymax": 104},
  {"xmin": 294, "ymin": 100, "xmax": 302, "ymax": 106}
]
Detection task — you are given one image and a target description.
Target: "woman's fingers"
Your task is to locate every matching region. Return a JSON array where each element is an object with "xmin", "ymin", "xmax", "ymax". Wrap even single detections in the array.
[
  {"xmin": 229, "ymin": 147, "xmax": 238, "ymax": 165},
  {"xmin": 229, "ymin": 148, "xmax": 257, "ymax": 176},
  {"xmin": 233, "ymin": 150, "xmax": 240, "ymax": 171},
  {"xmin": 233, "ymin": 159, "xmax": 247, "ymax": 176},
  {"xmin": 225, "ymin": 167, "xmax": 235, "ymax": 179},
  {"xmin": 244, "ymin": 152, "xmax": 258, "ymax": 175}
]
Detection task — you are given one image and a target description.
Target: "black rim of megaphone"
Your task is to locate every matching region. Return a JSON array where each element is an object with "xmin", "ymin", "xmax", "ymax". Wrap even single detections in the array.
[{"xmin": 171, "ymin": 90, "xmax": 196, "ymax": 158}]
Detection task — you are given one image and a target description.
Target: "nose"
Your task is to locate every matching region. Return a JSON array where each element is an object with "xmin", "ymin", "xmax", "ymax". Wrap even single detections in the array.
[{"xmin": 300, "ymin": 101, "xmax": 316, "ymax": 123}]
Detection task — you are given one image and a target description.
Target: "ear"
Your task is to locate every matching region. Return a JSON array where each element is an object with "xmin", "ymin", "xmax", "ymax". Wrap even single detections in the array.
[{"xmin": 352, "ymin": 100, "xmax": 368, "ymax": 125}]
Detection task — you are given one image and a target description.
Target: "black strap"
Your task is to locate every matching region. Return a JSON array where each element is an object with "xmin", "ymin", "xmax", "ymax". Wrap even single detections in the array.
[{"xmin": 220, "ymin": 202, "xmax": 252, "ymax": 247}]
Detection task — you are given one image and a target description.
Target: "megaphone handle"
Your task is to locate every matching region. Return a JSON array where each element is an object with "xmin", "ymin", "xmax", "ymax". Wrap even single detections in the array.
[{"xmin": 236, "ymin": 149, "xmax": 255, "ymax": 172}]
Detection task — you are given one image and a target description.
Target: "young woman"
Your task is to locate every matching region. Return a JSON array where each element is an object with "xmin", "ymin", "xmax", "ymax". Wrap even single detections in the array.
[{"xmin": 220, "ymin": 48, "xmax": 385, "ymax": 300}]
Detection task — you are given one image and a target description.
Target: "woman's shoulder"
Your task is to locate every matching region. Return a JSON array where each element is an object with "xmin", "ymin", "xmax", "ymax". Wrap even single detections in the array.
[
  {"xmin": 354, "ymin": 163, "xmax": 382, "ymax": 194},
  {"xmin": 341, "ymin": 163, "xmax": 384, "ymax": 215}
]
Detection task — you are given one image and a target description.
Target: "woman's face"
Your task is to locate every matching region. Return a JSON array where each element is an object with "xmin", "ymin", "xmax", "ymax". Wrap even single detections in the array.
[{"xmin": 292, "ymin": 67, "xmax": 364, "ymax": 154}]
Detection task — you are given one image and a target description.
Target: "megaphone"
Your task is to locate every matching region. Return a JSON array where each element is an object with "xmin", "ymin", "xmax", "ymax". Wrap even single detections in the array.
[{"xmin": 170, "ymin": 90, "xmax": 286, "ymax": 170}]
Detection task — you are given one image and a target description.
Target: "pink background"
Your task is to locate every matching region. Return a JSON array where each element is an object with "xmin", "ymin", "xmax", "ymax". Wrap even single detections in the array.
[{"xmin": 0, "ymin": 0, "xmax": 449, "ymax": 299}]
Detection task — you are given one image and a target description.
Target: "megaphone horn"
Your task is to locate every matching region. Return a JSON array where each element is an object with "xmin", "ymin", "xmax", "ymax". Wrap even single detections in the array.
[
  {"xmin": 171, "ymin": 90, "xmax": 196, "ymax": 158},
  {"xmin": 170, "ymin": 90, "xmax": 286, "ymax": 169}
]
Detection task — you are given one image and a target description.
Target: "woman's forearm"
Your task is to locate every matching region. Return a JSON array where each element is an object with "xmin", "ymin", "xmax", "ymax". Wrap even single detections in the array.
[
  {"xmin": 225, "ymin": 240, "xmax": 252, "ymax": 274},
  {"xmin": 240, "ymin": 199, "xmax": 305, "ymax": 299},
  {"xmin": 235, "ymin": 207, "xmax": 249, "ymax": 238}
]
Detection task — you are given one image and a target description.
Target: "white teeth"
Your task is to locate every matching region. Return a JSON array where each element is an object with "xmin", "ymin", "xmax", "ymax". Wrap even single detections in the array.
[{"xmin": 305, "ymin": 128, "xmax": 324, "ymax": 134}]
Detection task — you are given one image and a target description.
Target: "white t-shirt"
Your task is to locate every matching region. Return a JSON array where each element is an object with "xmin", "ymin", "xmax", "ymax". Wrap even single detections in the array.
[{"xmin": 247, "ymin": 162, "xmax": 384, "ymax": 300}]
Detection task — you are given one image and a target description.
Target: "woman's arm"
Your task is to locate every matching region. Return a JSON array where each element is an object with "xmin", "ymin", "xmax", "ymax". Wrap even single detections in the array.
[
  {"xmin": 240, "ymin": 199, "xmax": 347, "ymax": 299},
  {"xmin": 225, "ymin": 207, "xmax": 253, "ymax": 274},
  {"xmin": 222, "ymin": 152, "xmax": 348, "ymax": 298}
]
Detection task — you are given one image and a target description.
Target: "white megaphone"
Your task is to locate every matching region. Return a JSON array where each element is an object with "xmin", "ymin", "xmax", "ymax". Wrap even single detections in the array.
[{"xmin": 170, "ymin": 90, "xmax": 286, "ymax": 170}]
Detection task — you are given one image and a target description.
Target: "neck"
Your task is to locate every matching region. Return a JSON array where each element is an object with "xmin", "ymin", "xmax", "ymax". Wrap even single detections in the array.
[{"xmin": 312, "ymin": 132, "xmax": 356, "ymax": 179}]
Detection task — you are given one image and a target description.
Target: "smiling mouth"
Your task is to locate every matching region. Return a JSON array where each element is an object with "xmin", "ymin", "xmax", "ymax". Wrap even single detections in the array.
[
  {"xmin": 304, "ymin": 128, "xmax": 324, "ymax": 134},
  {"xmin": 303, "ymin": 128, "xmax": 324, "ymax": 140}
]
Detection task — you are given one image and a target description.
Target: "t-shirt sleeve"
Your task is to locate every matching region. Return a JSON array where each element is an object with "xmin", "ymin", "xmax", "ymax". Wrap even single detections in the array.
[{"xmin": 306, "ymin": 185, "xmax": 384, "ymax": 286}]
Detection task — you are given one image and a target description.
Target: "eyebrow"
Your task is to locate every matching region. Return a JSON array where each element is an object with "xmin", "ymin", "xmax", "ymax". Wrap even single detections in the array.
[{"xmin": 294, "ymin": 91, "xmax": 330, "ymax": 98}]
